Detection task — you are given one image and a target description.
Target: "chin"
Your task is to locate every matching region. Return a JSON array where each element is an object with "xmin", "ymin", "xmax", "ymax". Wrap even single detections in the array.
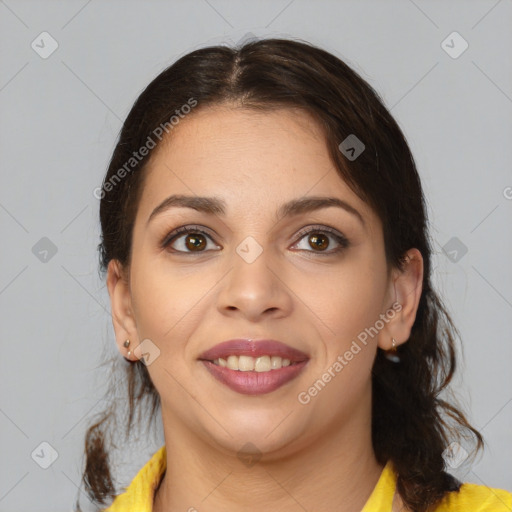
[{"xmin": 201, "ymin": 415, "xmax": 305, "ymax": 460}]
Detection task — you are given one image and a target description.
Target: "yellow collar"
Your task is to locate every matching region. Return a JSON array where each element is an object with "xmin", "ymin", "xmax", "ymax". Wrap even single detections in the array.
[{"xmin": 105, "ymin": 445, "xmax": 396, "ymax": 511}]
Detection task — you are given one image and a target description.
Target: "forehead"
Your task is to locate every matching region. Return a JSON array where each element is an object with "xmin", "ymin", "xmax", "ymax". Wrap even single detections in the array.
[
  {"xmin": 138, "ymin": 105, "xmax": 376, "ymax": 227},
  {"xmin": 151, "ymin": 105, "xmax": 328, "ymax": 174}
]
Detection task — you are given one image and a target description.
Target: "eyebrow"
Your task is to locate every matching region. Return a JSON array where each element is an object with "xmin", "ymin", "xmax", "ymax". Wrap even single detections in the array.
[{"xmin": 146, "ymin": 194, "xmax": 365, "ymax": 227}]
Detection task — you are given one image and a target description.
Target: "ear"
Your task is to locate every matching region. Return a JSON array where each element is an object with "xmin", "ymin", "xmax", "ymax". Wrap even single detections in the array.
[
  {"xmin": 378, "ymin": 248, "xmax": 424, "ymax": 351},
  {"xmin": 106, "ymin": 259, "xmax": 139, "ymax": 361}
]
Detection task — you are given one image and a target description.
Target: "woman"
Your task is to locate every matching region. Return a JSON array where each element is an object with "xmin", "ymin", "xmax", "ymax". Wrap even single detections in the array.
[{"xmin": 78, "ymin": 38, "xmax": 512, "ymax": 511}]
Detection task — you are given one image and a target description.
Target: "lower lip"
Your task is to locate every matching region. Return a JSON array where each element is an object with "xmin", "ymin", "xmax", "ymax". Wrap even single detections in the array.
[{"xmin": 200, "ymin": 360, "xmax": 309, "ymax": 395}]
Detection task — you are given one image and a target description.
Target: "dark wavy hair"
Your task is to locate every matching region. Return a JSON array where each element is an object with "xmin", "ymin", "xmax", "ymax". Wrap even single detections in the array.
[{"xmin": 76, "ymin": 37, "xmax": 483, "ymax": 512}]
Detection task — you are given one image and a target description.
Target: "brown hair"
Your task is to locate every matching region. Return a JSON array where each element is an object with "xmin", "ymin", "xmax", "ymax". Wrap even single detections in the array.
[{"xmin": 76, "ymin": 37, "xmax": 483, "ymax": 512}]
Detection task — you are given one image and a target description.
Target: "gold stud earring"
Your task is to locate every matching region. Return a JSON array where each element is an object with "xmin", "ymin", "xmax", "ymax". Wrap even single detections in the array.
[{"xmin": 123, "ymin": 339, "xmax": 131, "ymax": 357}]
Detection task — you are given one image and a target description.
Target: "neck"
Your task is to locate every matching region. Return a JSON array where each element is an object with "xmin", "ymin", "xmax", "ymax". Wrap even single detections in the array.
[{"xmin": 153, "ymin": 409, "xmax": 384, "ymax": 512}]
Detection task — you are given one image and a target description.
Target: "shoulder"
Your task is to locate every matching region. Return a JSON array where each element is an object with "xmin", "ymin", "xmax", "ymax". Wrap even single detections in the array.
[
  {"xmin": 433, "ymin": 481, "xmax": 512, "ymax": 511},
  {"xmin": 102, "ymin": 445, "xmax": 167, "ymax": 511}
]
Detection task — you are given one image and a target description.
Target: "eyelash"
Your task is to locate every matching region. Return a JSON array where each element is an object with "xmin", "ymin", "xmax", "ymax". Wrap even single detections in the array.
[{"xmin": 160, "ymin": 225, "xmax": 350, "ymax": 256}]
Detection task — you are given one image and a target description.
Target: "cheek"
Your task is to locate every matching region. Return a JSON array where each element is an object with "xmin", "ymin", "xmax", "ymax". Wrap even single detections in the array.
[
  {"xmin": 299, "ymin": 254, "xmax": 387, "ymax": 346},
  {"xmin": 294, "ymin": 261, "xmax": 386, "ymax": 418},
  {"xmin": 130, "ymin": 258, "xmax": 208, "ymax": 345}
]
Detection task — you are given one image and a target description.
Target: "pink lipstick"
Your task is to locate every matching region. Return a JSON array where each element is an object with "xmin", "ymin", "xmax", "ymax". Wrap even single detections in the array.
[{"xmin": 198, "ymin": 339, "xmax": 309, "ymax": 395}]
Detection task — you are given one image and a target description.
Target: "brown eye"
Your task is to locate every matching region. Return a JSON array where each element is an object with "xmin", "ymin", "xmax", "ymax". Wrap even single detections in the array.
[
  {"xmin": 184, "ymin": 233, "xmax": 207, "ymax": 251},
  {"xmin": 308, "ymin": 233, "xmax": 329, "ymax": 251},
  {"xmin": 163, "ymin": 225, "xmax": 349, "ymax": 256},
  {"xmin": 293, "ymin": 226, "xmax": 349, "ymax": 255},
  {"xmin": 162, "ymin": 226, "xmax": 219, "ymax": 253}
]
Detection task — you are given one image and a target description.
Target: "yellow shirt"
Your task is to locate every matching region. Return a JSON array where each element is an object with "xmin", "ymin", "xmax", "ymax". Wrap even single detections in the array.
[{"xmin": 103, "ymin": 445, "xmax": 512, "ymax": 511}]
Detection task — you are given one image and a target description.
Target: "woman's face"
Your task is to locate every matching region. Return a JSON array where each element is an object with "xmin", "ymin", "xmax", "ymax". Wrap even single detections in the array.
[{"xmin": 109, "ymin": 105, "xmax": 414, "ymax": 458}]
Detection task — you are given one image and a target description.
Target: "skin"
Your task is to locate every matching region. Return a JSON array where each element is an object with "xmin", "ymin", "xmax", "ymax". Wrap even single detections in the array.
[{"xmin": 107, "ymin": 105, "xmax": 423, "ymax": 512}]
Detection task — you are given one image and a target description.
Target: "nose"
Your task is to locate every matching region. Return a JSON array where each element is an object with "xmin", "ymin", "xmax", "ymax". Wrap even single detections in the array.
[{"xmin": 216, "ymin": 241, "xmax": 293, "ymax": 321}]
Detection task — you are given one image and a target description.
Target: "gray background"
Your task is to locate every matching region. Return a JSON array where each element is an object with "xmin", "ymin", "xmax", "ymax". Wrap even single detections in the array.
[{"xmin": 1, "ymin": 0, "xmax": 511, "ymax": 510}]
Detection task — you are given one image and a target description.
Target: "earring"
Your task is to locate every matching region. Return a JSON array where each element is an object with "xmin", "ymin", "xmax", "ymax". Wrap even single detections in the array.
[
  {"xmin": 123, "ymin": 339, "xmax": 132, "ymax": 357},
  {"xmin": 385, "ymin": 337, "xmax": 400, "ymax": 363}
]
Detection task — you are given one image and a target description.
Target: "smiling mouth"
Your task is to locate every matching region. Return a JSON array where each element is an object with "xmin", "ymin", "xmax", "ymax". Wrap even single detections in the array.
[
  {"xmin": 198, "ymin": 339, "xmax": 309, "ymax": 394},
  {"xmin": 205, "ymin": 354, "xmax": 304, "ymax": 372},
  {"xmin": 200, "ymin": 358, "xmax": 309, "ymax": 395}
]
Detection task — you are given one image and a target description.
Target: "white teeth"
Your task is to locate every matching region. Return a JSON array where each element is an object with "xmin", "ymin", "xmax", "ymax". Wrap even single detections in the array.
[
  {"xmin": 212, "ymin": 355, "xmax": 296, "ymax": 371},
  {"xmin": 238, "ymin": 355, "xmax": 254, "ymax": 371},
  {"xmin": 226, "ymin": 355, "xmax": 238, "ymax": 370},
  {"xmin": 254, "ymin": 355, "xmax": 271, "ymax": 372},
  {"xmin": 270, "ymin": 356, "xmax": 281, "ymax": 369}
]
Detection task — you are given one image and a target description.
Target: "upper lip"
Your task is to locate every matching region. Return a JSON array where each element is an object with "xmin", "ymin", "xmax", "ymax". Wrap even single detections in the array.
[{"xmin": 198, "ymin": 339, "xmax": 309, "ymax": 363}]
